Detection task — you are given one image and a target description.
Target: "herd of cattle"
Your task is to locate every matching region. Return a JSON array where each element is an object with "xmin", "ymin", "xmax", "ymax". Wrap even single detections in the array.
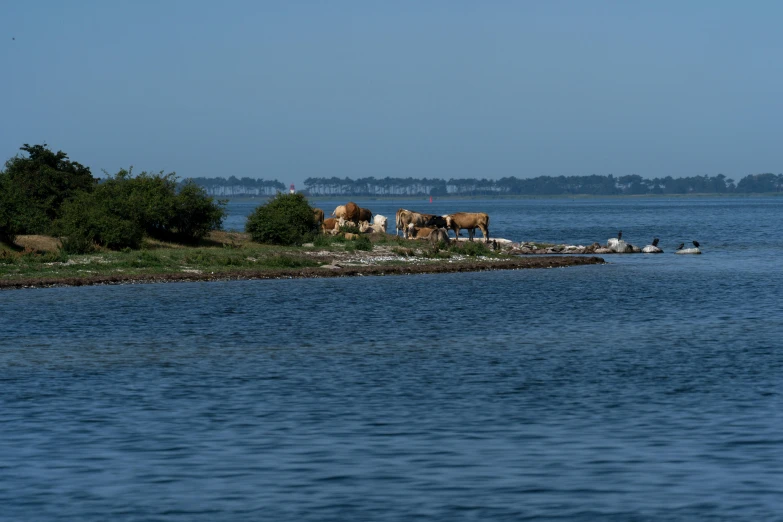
[{"xmin": 311, "ymin": 202, "xmax": 490, "ymax": 243}]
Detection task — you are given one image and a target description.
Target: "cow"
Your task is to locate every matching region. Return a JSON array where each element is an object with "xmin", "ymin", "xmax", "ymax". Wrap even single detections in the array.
[
  {"xmin": 407, "ymin": 223, "xmax": 437, "ymax": 239},
  {"xmin": 344, "ymin": 202, "xmax": 360, "ymax": 222},
  {"xmin": 359, "ymin": 215, "xmax": 387, "ymax": 234},
  {"xmin": 358, "ymin": 207, "xmax": 373, "ymax": 223},
  {"xmin": 321, "ymin": 217, "xmax": 340, "ymax": 235},
  {"xmin": 313, "ymin": 208, "xmax": 325, "ymax": 227},
  {"xmin": 429, "ymin": 228, "xmax": 450, "ymax": 245},
  {"xmin": 332, "ymin": 205, "xmax": 346, "ymax": 218},
  {"xmin": 445, "ymin": 212, "xmax": 490, "ymax": 242},
  {"xmin": 337, "ymin": 217, "xmax": 358, "ymax": 229},
  {"xmin": 373, "ymin": 215, "xmax": 388, "ymax": 233},
  {"xmin": 396, "ymin": 209, "xmax": 449, "ymax": 238}
]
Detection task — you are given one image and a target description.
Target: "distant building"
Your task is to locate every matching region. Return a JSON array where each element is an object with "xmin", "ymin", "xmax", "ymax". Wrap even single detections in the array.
[{"xmin": 290, "ymin": 183, "xmax": 295, "ymax": 194}]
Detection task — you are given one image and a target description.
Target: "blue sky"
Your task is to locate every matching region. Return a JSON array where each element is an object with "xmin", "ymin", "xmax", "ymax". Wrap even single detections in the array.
[{"xmin": 2, "ymin": 1, "xmax": 782, "ymax": 185}]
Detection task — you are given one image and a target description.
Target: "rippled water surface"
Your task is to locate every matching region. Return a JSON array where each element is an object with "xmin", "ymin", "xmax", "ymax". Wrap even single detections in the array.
[{"xmin": 2, "ymin": 197, "xmax": 782, "ymax": 521}]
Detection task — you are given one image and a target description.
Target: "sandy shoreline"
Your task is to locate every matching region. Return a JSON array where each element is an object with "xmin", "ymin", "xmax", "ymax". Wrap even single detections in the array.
[{"xmin": 0, "ymin": 256, "xmax": 604, "ymax": 290}]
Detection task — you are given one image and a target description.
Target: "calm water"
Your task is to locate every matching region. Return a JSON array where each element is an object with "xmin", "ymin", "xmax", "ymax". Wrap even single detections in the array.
[{"xmin": 2, "ymin": 197, "xmax": 782, "ymax": 521}]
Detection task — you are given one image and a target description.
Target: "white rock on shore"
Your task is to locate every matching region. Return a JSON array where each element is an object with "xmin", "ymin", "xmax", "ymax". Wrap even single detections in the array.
[{"xmin": 607, "ymin": 238, "xmax": 634, "ymax": 253}]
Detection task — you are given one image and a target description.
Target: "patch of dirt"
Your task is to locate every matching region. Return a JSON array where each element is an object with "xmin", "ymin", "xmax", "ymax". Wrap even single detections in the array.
[{"xmin": 13, "ymin": 235, "xmax": 61, "ymax": 252}]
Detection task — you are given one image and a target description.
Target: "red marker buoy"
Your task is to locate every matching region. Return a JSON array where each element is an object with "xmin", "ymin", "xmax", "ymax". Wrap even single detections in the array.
[{"xmin": 429, "ymin": 196, "xmax": 433, "ymax": 203}]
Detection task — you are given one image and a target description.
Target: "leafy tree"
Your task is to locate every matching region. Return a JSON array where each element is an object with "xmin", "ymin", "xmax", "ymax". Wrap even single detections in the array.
[
  {"xmin": 172, "ymin": 181, "xmax": 228, "ymax": 243},
  {"xmin": 0, "ymin": 144, "xmax": 95, "ymax": 234},
  {"xmin": 736, "ymin": 173, "xmax": 779, "ymax": 193},
  {"xmin": 245, "ymin": 193, "xmax": 316, "ymax": 245}
]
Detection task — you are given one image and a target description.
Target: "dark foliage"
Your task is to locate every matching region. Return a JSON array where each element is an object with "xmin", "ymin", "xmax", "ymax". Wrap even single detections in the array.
[
  {"xmin": 56, "ymin": 169, "xmax": 226, "ymax": 251},
  {"xmin": 0, "ymin": 144, "xmax": 95, "ymax": 236},
  {"xmin": 353, "ymin": 235, "xmax": 373, "ymax": 251},
  {"xmin": 245, "ymin": 193, "xmax": 317, "ymax": 245}
]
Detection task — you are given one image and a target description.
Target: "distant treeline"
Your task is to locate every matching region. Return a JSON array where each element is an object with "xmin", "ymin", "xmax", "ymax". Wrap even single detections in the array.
[
  {"xmin": 189, "ymin": 173, "xmax": 783, "ymax": 197},
  {"xmin": 190, "ymin": 176, "xmax": 287, "ymax": 196}
]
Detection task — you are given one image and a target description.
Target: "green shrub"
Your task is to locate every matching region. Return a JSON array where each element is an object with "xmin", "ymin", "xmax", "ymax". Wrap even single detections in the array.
[
  {"xmin": 57, "ymin": 191, "xmax": 144, "ymax": 251},
  {"xmin": 170, "ymin": 180, "xmax": 226, "ymax": 243},
  {"xmin": 245, "ymin": 193, "xmax": 316, "ymax": 246},
  {"xmin": 354, "ymin": 235, "xmax": 373, "ymax": 251},
  {"xmin": 0, "ymin": 250, "xmax": 17, "ymax": 264},
  {"xmin": 94, "ymin": 169, "xmax": 225, "ymax": 243},
  {"xmin": 0, "ymin": 144, "xmax": 95, "ymax": 236},
  {"xmin": 313, "ymin": 234, "xmax": 337, "ymax": 247},
  {"xmin": 450, "ymin": 241, "xmax": 491, "ymax": 257},
  {"xmin": 59, "ymin": 232, "xmax": 96, "ymax": 255},
  {"xmin": 54, "ymin": 169, "xmax": 225, "ymax": 250}
]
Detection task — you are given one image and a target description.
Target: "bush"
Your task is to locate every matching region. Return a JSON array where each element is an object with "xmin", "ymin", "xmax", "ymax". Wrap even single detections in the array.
[
  {"xmin": 354, "ymin": 235, "xmax": 373, "ymax": 251},
  {"xmin": 245, "ymin": 193, "xmax": 316, "ymax": 246},
  {"xmin": 95, "ymin": 169, "xmax": 225, "ymax": 243},
  {"xmin": 55, "ymin": 169, "xmax": 225, "ymax": 250},
  {"xmin": 57, "ymin": 191, "xmax": 144, "ymax": 251},
  {"xmin": 172, "ymin": 181, "xmax": 227, "ymax": 243},
  {"xmin": 450, "ymin": 241, "xmax": 491, "ymax": 257},
  {"xmin": 0, "ymin": 144, "xmax": 95, "ymax": 235},
  {"xmin": 59, "ymin": 232, "xmax": 97, "ymax": 255},
  {"xmin": 313, "ymin": 234, "xmax": 337, "ymax": 247}
]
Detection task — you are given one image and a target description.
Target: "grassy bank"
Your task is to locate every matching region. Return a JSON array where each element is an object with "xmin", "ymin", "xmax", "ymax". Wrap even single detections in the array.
[{"xmin": 0, "ymin": 231, "xmax": 604, "ymax": 290}]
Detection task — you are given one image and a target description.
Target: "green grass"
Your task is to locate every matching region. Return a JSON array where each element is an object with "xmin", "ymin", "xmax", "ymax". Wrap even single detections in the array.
[{"xmin": 0, "ymin": 238, "xmax": 323, "ymax": 283}]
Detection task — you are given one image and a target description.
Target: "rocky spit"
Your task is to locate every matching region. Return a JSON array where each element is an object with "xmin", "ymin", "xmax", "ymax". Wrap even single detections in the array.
[
  {"xmin": 509, "ymin": 238, "xmax": 671, "ymax": 255},
  {"xmin": 0, "ymin": 255, "xmax": 605, "ymax": 291}
]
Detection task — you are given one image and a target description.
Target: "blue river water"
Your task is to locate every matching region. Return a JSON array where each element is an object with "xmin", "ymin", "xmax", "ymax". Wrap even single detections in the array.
[{"xmin": 1, "ymin": 196, "xmax": 782, "ymax": 521}]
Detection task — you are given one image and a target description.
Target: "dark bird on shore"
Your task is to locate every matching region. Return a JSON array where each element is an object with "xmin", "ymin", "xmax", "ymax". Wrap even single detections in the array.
[
  {"xmin": 677, "ymin": 243, "xmax": 684, "ymax": 250},
  {"xmin": 617, "ymin": 230, "xmax": 623, "ymax": 240},
  {"xmin": 693, "ymin": 240, "xmax": 700, "ymax": 248},
  {"xmin": 652, "ymin": 238, "xmax": 659, "ymax": 247}
]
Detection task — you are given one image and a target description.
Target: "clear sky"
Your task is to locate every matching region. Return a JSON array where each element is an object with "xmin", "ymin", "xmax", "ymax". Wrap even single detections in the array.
[{"xmin": 2, "ymin": 1, "xmax": 782, "ymax": 186}]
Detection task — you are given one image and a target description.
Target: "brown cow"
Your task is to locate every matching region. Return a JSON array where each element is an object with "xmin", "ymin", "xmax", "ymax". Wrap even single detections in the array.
[
  {"xmin": 396, "ymin": 209, "xmax": 449, "ymax": 238},
  {"xmin": 313, "ymin": 208, "xmax": 325, "ymax": 227},
  {"xmin": 407, "ymin": 224, "xmax": 437, "ymax": 239},
  {"xmin": 321, "ymin": 218, "xmax": 340, "ymax": 235},
  {"xmin": 358, "ymin": 207, "xmax": 372, "ymax": 223},
  {"xmin": 344, "ymin": 202, "xmax": 360, "ymax": 222},
  {"xmin": 445, "ymin": 212, "xmax": 490, "ymax": 242},
  {"xmin": 429, "ymin": 228, "xmax": 450, "ymax": 245}
]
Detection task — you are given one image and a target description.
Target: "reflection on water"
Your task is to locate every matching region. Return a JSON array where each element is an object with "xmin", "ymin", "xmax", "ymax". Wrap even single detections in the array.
[{"xmin": 1, "ymin": 197, "xmax": 782, "ymax": 520}]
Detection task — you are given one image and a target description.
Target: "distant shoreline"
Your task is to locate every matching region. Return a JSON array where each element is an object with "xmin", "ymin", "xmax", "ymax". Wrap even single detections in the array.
[{"xmin": 224, "ymin": 193, "xmax": 782, "ymax": 202}]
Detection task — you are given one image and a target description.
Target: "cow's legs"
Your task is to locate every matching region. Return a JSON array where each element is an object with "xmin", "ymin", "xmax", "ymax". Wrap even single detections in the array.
[{"xmin": 480, "ymin": 225, "xmax": 489, "ymax": 243}]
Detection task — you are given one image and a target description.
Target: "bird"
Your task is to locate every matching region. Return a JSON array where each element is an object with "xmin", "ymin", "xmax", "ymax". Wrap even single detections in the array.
[
  {"xmin": 692, "ymin": 240, "xmax": 700, "ymax": 248},
  {"xmin": 652, "ymin": 238, "xmax": 659, "ymax": 247},
  {"xmin": 677, "ymin": 243, "xmax": 684, "ymax": 250},
  {"xmin": 617, "ymin": 230, "xmax": 623, "ymax": 240}
]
